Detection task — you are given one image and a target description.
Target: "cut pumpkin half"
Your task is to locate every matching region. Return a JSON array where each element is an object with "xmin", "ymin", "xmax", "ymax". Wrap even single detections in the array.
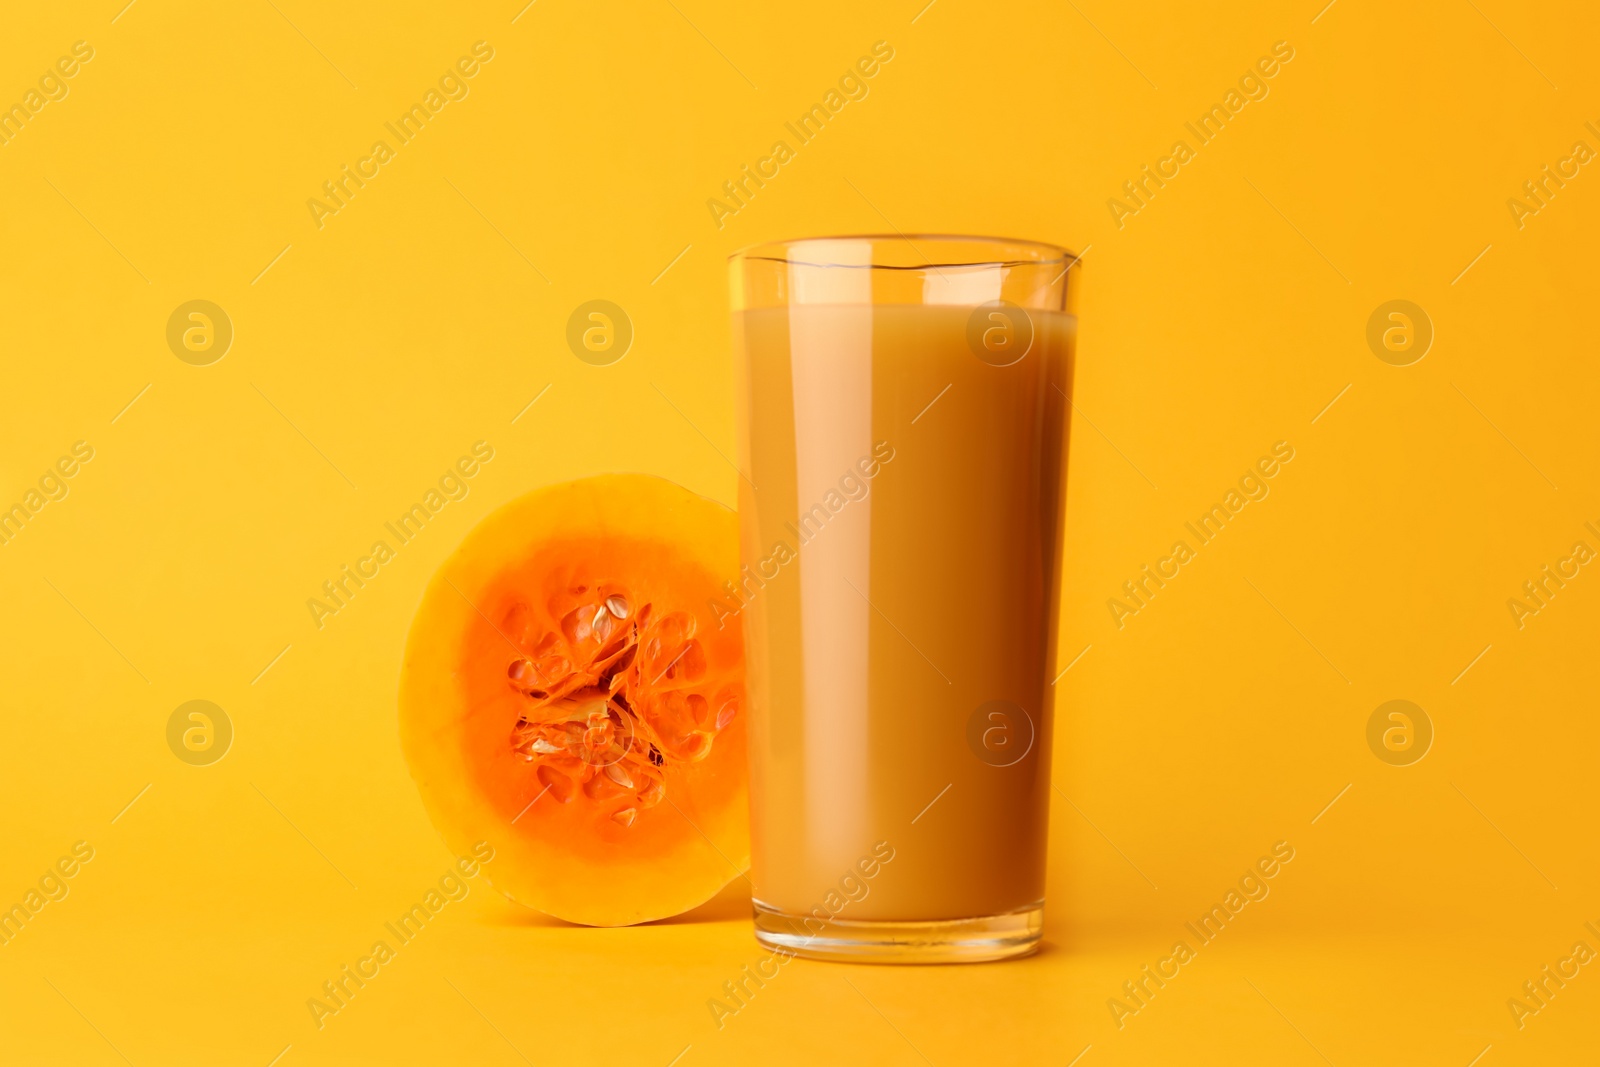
[{"xmin": 399, "ymin": 474, "xmax": 748, "ymax": 926}]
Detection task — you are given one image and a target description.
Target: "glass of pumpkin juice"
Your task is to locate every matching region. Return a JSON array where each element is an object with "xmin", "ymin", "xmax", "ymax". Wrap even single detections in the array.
[{"xmin": 728, "ymin": 235, "xmax": 1078, "ymax": 962}]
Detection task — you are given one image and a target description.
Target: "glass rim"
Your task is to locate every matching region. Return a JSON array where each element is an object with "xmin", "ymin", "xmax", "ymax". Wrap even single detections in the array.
[{"xmin": 728, "ymin": 233, "xmax": 1079, "ymax": 270}]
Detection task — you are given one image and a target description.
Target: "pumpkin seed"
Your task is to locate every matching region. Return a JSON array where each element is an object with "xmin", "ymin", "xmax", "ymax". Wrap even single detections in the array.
[
  {"xmin": 639, "ymin": 777, "xmax": 665, "ymax": 806},
  {"xmin": 604, "ymin": 764, "xmax": 634, "ymax": 788},
  {"xmin": 613, "ymin": 807, "xmax": 637, "ymax": 827},
  {"xmin": 605, "ymin": 595, "xmax": 630, "ymax": 619}
]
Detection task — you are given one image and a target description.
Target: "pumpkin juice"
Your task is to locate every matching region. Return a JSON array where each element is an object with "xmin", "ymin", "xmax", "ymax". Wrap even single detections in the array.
[{"xmin": 733, "ymin": 298, "xmax": 1074, "ymax": 930}]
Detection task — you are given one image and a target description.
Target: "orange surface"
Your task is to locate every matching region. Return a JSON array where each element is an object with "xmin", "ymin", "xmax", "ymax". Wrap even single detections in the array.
[{"xmin": 0, "ymin": 0, "xmax": 1596, "ymax": 1063}]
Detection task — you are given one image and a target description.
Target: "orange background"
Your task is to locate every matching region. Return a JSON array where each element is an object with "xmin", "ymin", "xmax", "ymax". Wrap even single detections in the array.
[{"xmin": 1, "ymin": 0, "xmax": 1596, "ymax": 1063}]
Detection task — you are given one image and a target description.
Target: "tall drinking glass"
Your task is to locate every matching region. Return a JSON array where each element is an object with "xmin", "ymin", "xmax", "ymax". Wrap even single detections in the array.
[{"xmin": 729, "ymin": 235, "xmax": 1078, "ymax": 962}]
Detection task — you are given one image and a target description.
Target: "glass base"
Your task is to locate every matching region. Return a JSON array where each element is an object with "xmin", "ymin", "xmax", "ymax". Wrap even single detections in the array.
[{"xmin": 752, "ymin": 900, "xmax": 1043, "ymax": 964}]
